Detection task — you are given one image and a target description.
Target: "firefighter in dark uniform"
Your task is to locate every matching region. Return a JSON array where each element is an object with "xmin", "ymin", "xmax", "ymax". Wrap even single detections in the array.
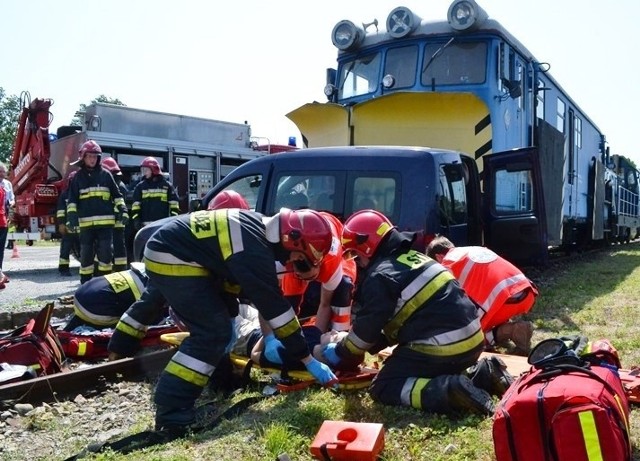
[
  {"xmin": 63, "ymin": 263, "xmax": 167, "ymax": 331},
  {"xmin": 101, "ymin": 157, "xmax": 130, "ymax": 272},
  {"xmin": 321, "ymin": 210, "xmax": 498, "ymax": 416},
  {"xmin": 56, "ymin": 171, "xmax": 80, "ymax": 276},
  {"xmin": 108, "ymin": 208, "xmax": 337, "ymax": 432},
  {"xmin": 66, "ymin": 140, "xmax": 129, "ymax": 284},
  {"xmin": 130, "ymin": 157, "xmax": 180, "ymax": 232}
]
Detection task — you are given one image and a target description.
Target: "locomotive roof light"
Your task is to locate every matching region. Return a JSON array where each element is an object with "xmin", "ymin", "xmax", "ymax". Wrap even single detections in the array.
[
  {"xmin": 332, "ymin": 20, "xmax": 365, "ymax": 51},
  {"xmin": 386, "ymin": 7, "xmax": 421, "ymax": 38},
  {"xmin": 447, "ymin": 0, "xmax": 488, "ymax": 32}
]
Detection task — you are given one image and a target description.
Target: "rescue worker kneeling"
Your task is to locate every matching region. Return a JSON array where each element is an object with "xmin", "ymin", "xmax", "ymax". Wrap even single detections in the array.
[
  {"xmin": 108, "ymin": 207, "xmax": 337, "ymax": 432},
  {"xmin": 321, "ymin": 210, "xmax": 511, "ymax": 416},
  {"xmin": 64, "ymin": 262, "xmax": 166, "ymax": 331}
]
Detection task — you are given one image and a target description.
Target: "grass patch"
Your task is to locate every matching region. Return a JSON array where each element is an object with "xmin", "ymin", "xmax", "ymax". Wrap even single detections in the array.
[{"xmin": 65, "ymin": 245, "xmax": 640, "ymax": 460}]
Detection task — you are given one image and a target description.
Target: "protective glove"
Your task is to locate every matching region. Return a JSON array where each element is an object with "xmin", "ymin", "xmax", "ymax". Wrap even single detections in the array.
[
  {"xmin": 305, "ymin": 357, "xmax": 338, "ymax": 386},
  {"xmin": 67, "ymin": 213, "xmax": 79, "ymax": 230},
  {"xmin": 57, "ymin": 224, "xmax": 67, "ymax": 235},
  {"xmin": 263, "ymin": 333, "xmax": 284, "ymax": 364},
  {"xmin": 120, "ymin": 211, "xmax": 129, "ymax": 227},
  {"xmin": 321, "ymin": 343, "xmax": 341, "ymax": 367}
]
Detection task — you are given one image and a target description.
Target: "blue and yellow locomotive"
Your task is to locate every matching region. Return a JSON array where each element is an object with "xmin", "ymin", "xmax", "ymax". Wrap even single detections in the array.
[{"xmin": 287, "ymin": 0, "xmax": 640, "ymax": 258}]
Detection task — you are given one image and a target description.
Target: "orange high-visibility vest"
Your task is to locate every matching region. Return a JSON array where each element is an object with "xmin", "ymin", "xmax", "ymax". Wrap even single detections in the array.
[
  {"xmin": 441, "ymin": 246, "xmax": 538, "ymax": 332},
  {"xmin": 280, "ymin": 213, "xmax": 356, "ymax": 329}
]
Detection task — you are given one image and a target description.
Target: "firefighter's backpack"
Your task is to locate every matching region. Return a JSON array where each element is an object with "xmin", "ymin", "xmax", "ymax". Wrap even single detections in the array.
[
  {"xmin": 0, "ymin": 303, "xmax": 66, "ymax": 383},
  {"xmin": 492, "ymin": 337, "xmax": 632, "ymax": 461}
]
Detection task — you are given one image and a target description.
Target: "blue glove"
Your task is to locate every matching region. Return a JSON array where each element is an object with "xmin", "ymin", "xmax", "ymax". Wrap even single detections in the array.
[
  {"xmin": 305, "ymin": 358, "xmax": 338, "ymax": 386},
  {"xmin": 263, "ymin": 333, "xmax": 284, "ymax": 364},
  {"xmin": 321, "ymin": 343, "xmax": 341, "ymax": 366}
]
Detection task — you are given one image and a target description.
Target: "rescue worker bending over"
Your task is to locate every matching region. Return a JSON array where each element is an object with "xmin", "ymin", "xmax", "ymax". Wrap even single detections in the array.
[
  {"xmin": 426, "ymin": 236, "xmax": 537, "ymax": 355},
  {"xmin": 321, "ymin": 210, "xmax": 500, "ymax": 416},
  {"xmin": 130, "ymin": 157, "xmax": 180, "ymax": 232},
  {"xmin": 64, "ymin": 263, "xmax": 167, "ymax": 332},
  {"xmin": 280, "ymin": 211, "xmax": 356, "ymax": 333},
  {"xmin": 66, "ymin": 140, "xmax": 129, "ymax": 284},
  {"xmin": 101, "ymin": 157, "xmax": 130, "ymax": 272},
  {"xmin": 108, "ymin": 207, "xmax": 337, "ymax": 432},
  {"xmin": 56, "ymin": 171, "xmax": 79, "ymax": 276}
]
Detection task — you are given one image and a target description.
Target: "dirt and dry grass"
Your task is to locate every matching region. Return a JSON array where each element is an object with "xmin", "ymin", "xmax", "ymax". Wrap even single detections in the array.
[{"xmin": 4, "ymin": 244, "xmax": 640, "ymax": 460}]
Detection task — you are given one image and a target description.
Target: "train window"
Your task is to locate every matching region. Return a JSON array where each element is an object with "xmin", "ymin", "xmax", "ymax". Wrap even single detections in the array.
[
  {"xmin": 536, "ymin": 79, "xmax": 545, "ymax": 120},
  {"xmin": 493, "ymin": 168, "xmax": 535, "ymax": 214},
  {"xmin": 421, "ymin": 42, "xmax": 487, "ymax": 86},
  {"xmin": 438, "ymin": 164, "xmax": 468, "ymax": 226},
  {"xmin": 556, "ymin": 99, "xmax": 566, "ymax": 133},
  {"xmin": 338, "ymin": 53, "xmax": 381, "ymax": 100},
  {"xmin": 574, "ymin": 116, "xmax": 582, "ymax": 149},
  {"xmin": 385, "ymin": 45, "xmax": 418, "ymax": 89}
]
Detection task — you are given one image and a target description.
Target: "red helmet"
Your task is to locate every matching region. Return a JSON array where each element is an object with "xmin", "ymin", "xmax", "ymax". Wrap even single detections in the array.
[
  {"xmin": 101, "ymin": 157, "xmax": 121, "ymax": 174},
  {"xmin": 279, "ymin": 209, "xmax": 332, "ymax": 266},
  {"xmin": 342, "ymin": 210, "xmax": 394, "ymax": 259},
  {"xmin": 71, "ymin": 140, "xmax": 102, "ymax": 165},
  {"xmin": 207, "ymin": 190, "xmax": 249, "ymax": 210},
  {"xmin": 140, "ymin": 157, "xmax": 161, "ymax": 176}
]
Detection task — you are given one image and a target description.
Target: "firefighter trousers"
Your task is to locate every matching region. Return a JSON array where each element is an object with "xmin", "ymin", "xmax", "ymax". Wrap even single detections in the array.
[
  {"xmin": 79, "ymin": 227, "xmax": 113, "ymax": 284},
  {"xmin": 146, "ymin": 271, "xmax": 233, "ymax": 426},
  {"xmin": 58, "ymin": 233, "xmax": 79, "ymax": 273},
  {"xmin": 368, "ymin": 345, "xmax": 492, "ymax": 415},
  {"xmin": 297, "ymin": 275, "xmax": 354, "ymax": 331},
  {"xmin": 112, "ymin": 226, "xmax": 128, "ymax": 272}
]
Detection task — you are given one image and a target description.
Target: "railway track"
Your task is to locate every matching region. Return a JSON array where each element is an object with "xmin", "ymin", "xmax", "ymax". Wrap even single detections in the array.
[
  {"xmin": 2, "ymin": 239, "xmax": 638, "ymax": 409},
  {"xmin": 0, "ymin": 347, "xmax": 174, "ymax": 408}
]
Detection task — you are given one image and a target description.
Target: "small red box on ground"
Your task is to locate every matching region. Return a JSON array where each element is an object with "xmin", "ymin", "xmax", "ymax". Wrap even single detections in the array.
[{"xmin": 310, "ymin": 420, "xmax": 385, "ymax": 461}]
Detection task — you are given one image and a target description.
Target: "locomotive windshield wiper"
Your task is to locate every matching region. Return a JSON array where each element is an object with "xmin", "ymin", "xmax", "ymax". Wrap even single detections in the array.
[{"xmin": 422, "ymin": 37, "xmax": 455, "ymax": 74}]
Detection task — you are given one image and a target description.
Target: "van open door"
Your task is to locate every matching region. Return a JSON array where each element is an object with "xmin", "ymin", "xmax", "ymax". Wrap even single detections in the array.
[{"xmin": 483, "ymin": 148, "xmax": 548, "ymax": 266}]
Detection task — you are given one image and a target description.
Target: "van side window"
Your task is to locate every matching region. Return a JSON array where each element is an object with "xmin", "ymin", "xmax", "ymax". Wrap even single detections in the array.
[
  {"xmin": 494, "ymin": 169, "xmax": 534, "ymax": 213},
  {"xmin": 274, "ymin": 174, "xmax": 337, "ymax": 213},
  {"xmin": 438, "ymin": 164, "xmax": 468, "ymax": 226},
  {"xmin": 352, "ymin": 177, "xmax": 396, "ymax": 217},
  {"xmin": 215, "ymin": 174, "xmax": 262, "ymax": 210}
]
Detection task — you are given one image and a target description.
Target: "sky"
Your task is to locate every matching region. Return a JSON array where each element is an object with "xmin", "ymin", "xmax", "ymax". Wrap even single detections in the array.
[{"xmin": 1, "ymin": 1, "xmax": 638, "ymax": 163}]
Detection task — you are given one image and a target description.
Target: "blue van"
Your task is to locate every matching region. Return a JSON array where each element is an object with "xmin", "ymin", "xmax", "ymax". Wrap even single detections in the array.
[{"xmin": 196, "ymin": 145, "xmax": 546, "ymax": 265}]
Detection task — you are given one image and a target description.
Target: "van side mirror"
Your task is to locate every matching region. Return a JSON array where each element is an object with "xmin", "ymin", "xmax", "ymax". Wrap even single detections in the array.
[{"xmin": 189, "ymin": 198, "xmax": 202, "ymax": 212}]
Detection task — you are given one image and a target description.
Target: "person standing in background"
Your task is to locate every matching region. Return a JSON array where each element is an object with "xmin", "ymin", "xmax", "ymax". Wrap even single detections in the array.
[
  {"xmin": 101, "ymin": 158, "xmax": 129, "ymax": 272},
  {"xmin": 66, "ymin": 140, "xmax": 128, "ymax": 284},
  {"xmin": 130, "ymin": 157, "xmax": 180, "ymax": 232},
  {"xmin": 0, "ymin": 162, "xmax": 15, "ymax": 250},
  {"xmin": 0, "ymin": 175, "xmax": 9, "ymax": 288},
  {"xmin": 56, "ymin": 171, "xmax": 79, "ymax": 276}
]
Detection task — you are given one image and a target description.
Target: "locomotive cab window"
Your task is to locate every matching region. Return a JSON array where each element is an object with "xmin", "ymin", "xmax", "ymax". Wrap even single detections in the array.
[
  {"xmin": 421, "ymin": 42, "xmax": 487, "ymax": 85},
  {"xmin": 385, "ymin": 45, "xmax": 418, "ymax": 89},
  {"xmin": 338, "ymin": 53, "xmax": 381, "ymax": 100}
]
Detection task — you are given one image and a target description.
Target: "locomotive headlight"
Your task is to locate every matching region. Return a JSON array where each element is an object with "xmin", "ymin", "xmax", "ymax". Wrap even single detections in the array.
[
  {"xmin": 332, "ymin": 20, "xmax": 364, "ymax": 51},
  {"xmin": 386, "ymin": 7, "xmax": 421, "ymax": 38},
  {"xmin": 447, "ymin": 0, "xmax": 488, "ymax": 31},
  {"xmin": 382, "ymin": 74, "xmax": 396, "ymax": 89}
]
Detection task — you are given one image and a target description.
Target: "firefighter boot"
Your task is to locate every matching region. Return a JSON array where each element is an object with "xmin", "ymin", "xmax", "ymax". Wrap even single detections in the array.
[
  {"xmin": 421, "ymin": 375, "xmax": 495, "ymax": 416},
  {"xmin": 466, "ymin": 356, "xmax": 514, "ymax": 398},
  {"xmin": 494, "ymin": 321, "xmax": 534, "ymax": 356}
]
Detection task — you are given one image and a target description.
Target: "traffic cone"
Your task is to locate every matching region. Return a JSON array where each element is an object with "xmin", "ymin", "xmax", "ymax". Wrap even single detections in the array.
[{"xmin": 11, "ymin": 244, "xmax": 19, "ymax": 259}]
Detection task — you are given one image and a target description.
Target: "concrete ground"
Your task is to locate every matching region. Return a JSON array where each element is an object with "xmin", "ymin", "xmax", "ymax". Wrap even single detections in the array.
[{"xmin": 0, "ymin": 243, "xmax": 81, "ymax": 326}]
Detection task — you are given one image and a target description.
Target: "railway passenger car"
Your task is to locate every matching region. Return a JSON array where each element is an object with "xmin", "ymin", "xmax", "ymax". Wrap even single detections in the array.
[{"xmin": 286, "ymin": 0, "xmax": 640, "ymax": 259}]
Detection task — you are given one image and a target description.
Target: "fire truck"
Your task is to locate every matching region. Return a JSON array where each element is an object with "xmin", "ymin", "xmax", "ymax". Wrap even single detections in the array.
[{"xmin": 8, "ymin": 93, "xmax": 269, "ymax": 242}]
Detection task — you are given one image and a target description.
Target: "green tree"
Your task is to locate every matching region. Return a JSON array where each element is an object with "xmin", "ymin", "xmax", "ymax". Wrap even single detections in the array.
[
  {"xmin": 70, "ymin": 95, "xmax": 126, "ymax": 126},
  {"xmin": 0, "ymin": 88, "xmax": 22, "ymax": 164}
]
